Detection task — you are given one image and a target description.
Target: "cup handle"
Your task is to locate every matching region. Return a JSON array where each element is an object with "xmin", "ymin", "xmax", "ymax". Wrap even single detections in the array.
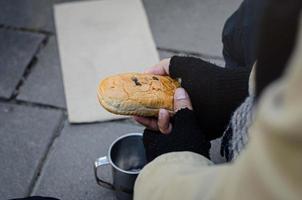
[{"xmin": 94, "ymin": 156, "xmax": 114, "ymax": 190}]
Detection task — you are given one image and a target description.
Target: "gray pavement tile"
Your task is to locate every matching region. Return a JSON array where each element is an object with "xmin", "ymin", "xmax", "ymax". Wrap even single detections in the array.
[
  {"xmin": 158, "ymin": 50, "xmax": 176, "ymax": 59},
  {"xmin": 206, "ymin": 58, "xmax": 225, "ymax": 67},
  {"xmin": 0, "ymin": 102, "xmax": 63, "ymax": 199},
  {"xmin": 143, "ymin": 0, "xmax": 242, "ymax": 57},
  {"xmin": 0, "ymin": 0, "xmax": 84, "ymax": 32},
  {"xmin": 33, "ymin": 121, "xmax": 143, "ymax": 200},
  {"xmin": 18, "ymin": 37, "xmax": 66, "ymax": 108},
  {"xmin": 0, "ymin": 0, "xmax": 55, "ymax": 32},
  {"xmin": 158, "ymin": 50, "xmax": 225, "ymax": 67},
  {"xmin": 0, "ymin": 29, "xmax": 44, "ymax": 99},
  {"xmin": 33, "ymin": 120, "xmax": 225, "ymax": 200}
]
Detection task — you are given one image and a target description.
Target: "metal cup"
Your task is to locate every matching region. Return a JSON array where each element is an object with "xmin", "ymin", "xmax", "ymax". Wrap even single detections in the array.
[{"xmin": 94, "ymin": 133, "xmax": 146, "ymax": 200}]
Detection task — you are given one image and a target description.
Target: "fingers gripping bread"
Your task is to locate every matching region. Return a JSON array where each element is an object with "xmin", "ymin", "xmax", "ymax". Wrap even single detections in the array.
[{"xmin": 97, "ymin": 73, "xmax": 180, "ymax": 117}]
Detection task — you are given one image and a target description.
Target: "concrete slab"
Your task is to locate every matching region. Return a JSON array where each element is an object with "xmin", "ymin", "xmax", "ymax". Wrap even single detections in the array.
[
  {"xmin": 158, "ymin": 50, "xmax": 225, "ymax": 67},
  {"xmin": 33, "ymin": 121, "xmax": 143, "ymax": 200},
  {"xmin": 143, "ymin": 0, "xmax": 242, "ymax": 57},
  {"xmin": 0, "ymin": 0, "xmax": 55, "ymax": 32},
  {"xmin": 0, "ymin": 29, "xmax": 44, "ymax": 99},
  {"xmin": 18, "ymin": 37, "xmax": 66, "ymax": 108},
  {"xmin": 0, "ymin": 102, "xmax": 63, "ymax": 199}
]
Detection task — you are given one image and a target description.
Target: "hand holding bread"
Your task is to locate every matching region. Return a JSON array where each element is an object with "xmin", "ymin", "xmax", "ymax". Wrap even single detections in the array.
[{"xmin": 97, "ymin": 58, "xmax": 193, "ymax": 134}]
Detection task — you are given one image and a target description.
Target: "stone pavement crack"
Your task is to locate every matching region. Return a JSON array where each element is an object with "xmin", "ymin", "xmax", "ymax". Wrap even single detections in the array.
[
  {"xmin": 11, "ymin": 36, "xmax": 50, "ymax": 100},
  {"xmin": 10, "ymin": 57, "xmax": 38, "ymax": 100},
  {"xmin": 0, "ymin": 24, "xmax": 53, "ymax": 36},
  {"xmin": 157, "ymin": 47, "xmax": 224, "ymax": 61},
  {"xmin": 0, "ymin": 98, "xmax": 66, "ymax": 112},
  {"xmin": 27, "ymin": 113, "xmax": 67, "ymax": 196}
]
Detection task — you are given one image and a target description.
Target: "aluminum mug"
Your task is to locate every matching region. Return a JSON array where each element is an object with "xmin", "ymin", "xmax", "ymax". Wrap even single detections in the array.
[{"xmin": 94, "ymin": 133, "xmax": 146, "ymax": 200}]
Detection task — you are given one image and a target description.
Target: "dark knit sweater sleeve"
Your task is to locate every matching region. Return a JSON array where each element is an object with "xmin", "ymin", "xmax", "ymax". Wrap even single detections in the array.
[{"xmin": 170, "ymin": 56, "xmax": 251, "ymax": 140}]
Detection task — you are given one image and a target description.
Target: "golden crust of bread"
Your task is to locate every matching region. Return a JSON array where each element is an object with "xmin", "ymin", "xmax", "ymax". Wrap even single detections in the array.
[{"xmin": 97, "ymin": 73, "xmax": 180, "ymax": 117}]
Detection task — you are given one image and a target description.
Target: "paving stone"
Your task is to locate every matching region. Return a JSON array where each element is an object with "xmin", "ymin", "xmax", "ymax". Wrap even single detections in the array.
[
  {"xmin": 0, "ymin": 29, "xmax": 44, "ymax": 99},
  {"xmin": 158, "ymin": 50, "xmax": 225, "ymax": 67},
  {"xmin": 143, "ymin": 0, "xmax": 242, "ymax": 57},
  {"xmin": 33, "ymin": 121, "xmax": 144, "ymax": 200},
  {"xmin": 0, "ymin": 0, "xmax": 55, "ymax": 32},
  {"xmin": 158, "ymin": 50, "xmax": 177, "ymax": 59},
  {"xmin": 0, "ymin": 102, "xmax": 63, "ymax": 199},
  {"xmin": 18, "ymin": 37, "xmax": 66, "ymax": 108},
  {"xmin": 0, "ymin": 0, "xmax": 85, "ymax": 32},
  {"xmin": 33, "ymin": 120, "xmax": 225, "ymax": 199}
]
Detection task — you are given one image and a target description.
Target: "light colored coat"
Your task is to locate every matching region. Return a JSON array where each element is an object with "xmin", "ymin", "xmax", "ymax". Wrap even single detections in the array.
[{"xmin": 134, "ymin": 15, "xmax": 302, "ymax": 200}]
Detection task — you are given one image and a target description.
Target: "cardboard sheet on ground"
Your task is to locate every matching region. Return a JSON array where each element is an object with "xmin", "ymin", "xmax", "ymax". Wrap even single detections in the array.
[{"xmin": 54, "ymin": 0, "xmax": 159, "ymax": 123}]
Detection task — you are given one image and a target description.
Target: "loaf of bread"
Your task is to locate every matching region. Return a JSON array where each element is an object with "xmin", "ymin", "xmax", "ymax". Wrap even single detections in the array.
[{"xmin": 97, "ymin": 73, "xmax": 180, "ymax": 116}]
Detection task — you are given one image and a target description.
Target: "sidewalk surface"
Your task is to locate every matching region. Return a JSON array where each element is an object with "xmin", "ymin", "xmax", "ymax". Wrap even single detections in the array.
[{"xmin": 0, "ymin": 0, "xmax": 241, "ymax": 199}]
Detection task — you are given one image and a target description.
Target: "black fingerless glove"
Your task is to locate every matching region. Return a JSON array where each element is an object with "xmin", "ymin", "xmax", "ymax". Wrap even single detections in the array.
[{"xmin": 143, "ymin": 108, "xmax": 211, "ymax": 162}]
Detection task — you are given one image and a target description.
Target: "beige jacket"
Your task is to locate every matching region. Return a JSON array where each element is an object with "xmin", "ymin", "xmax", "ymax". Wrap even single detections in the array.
[{"xmin": 134, "ymin": 16, "xmax": 302, "ymax": 200}]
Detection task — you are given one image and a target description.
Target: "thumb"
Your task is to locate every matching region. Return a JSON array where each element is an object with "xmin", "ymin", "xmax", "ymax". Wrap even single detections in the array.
[{"xmin": 174, "ymin": 88, "xmax": 193, "ymax": 112}]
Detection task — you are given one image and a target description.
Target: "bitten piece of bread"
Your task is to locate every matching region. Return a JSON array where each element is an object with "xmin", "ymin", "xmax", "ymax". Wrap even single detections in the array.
[{"xmin": 97, "ymin": 73, "xmax": 180, "ymax": 117}]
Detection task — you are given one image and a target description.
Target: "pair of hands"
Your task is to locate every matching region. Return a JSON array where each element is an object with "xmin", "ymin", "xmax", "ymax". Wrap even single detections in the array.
[{"xmin": 133, "ymin": 58, "xmax": 193, "ymax": 134}]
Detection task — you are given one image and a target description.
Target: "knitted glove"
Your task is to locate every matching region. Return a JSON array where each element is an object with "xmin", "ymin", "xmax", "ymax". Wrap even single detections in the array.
[{"xmin": 143, "ymin": 108, "xmax": 211, "ymax": 162}]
